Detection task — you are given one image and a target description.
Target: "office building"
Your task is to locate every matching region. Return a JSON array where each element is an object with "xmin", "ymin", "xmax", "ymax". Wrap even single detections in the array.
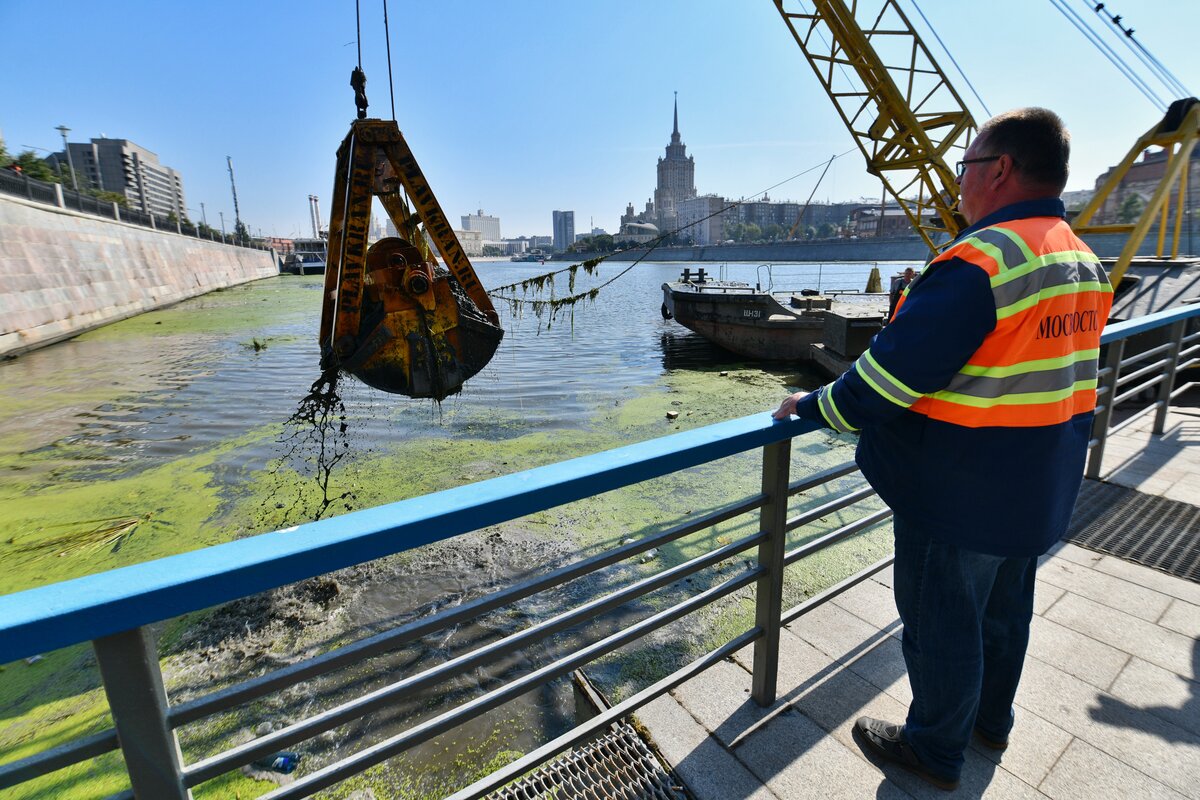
[
  {"xmin": 57, "ymin": 138, "xmax": 186, "ymax": 218},
  {"xmin": 552, "ymin": 210, "xmax": 575, "ymax": 252},
  {"xmin": 461, "ymin": 208, "xmax": 501, "ymax": 242}
]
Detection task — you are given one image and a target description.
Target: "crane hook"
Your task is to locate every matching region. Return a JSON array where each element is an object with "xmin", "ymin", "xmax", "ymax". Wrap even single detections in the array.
[{"xmin": 351, "ymin": 67, "xmax": 369, "ymax": 119}]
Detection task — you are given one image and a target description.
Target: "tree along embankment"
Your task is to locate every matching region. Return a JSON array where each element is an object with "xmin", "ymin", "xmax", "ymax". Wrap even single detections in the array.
[{"xmin": 0, "ymin": 195, "xmax": 278, "ymax": 357}]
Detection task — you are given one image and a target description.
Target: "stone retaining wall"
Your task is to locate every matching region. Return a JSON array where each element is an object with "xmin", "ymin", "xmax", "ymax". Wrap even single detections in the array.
[{"xmin": 0, "ymin": 195, "xmax": 279, "ymax": 356}]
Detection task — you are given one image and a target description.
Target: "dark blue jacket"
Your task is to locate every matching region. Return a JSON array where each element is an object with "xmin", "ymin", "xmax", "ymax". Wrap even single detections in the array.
[{"xmin": 795, "ymin": 199, "xmax": 1094, "ymax": 557}]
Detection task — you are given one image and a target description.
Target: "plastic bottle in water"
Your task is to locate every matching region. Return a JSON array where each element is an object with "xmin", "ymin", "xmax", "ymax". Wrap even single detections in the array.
[{"xmin": 252, "ymin": 751, "xmax": 299, "ymax": 774}]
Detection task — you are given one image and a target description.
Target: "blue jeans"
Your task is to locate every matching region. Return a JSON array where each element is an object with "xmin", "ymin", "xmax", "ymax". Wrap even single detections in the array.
[{"xmin": 892, "ymin": 514, "xmax": 1038, "ymax": 780}]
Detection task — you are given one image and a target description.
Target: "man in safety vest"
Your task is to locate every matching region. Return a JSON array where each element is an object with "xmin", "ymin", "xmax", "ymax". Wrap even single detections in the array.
[{"xmin": 774, "ymin": 108, "xmax": 1113, "ymax": 790}]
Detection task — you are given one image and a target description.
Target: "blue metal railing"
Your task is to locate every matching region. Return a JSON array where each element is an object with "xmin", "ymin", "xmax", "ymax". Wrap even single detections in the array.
[
  {"xmin": 0, "ymin": 414, "xmax": 816, "ymax": 665},
  {"xmin": 1089, "ymin": 302, "xmax": 1200, "ymax": 476},
  {"xmin": 1, "ymin": 301, "xmax": 1197, "ymax": 799}
]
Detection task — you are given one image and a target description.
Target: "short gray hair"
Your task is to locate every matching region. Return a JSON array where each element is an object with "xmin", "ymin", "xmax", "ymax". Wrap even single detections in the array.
[{"xmin": 977, "ymin": 108, "xmax": 1070, "ymax": 193}]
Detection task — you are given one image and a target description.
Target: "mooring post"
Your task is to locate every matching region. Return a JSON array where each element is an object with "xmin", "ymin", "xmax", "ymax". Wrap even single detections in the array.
[
  {"xmin": 1153, "ymin": 320, "xmax": 1188, "ymax": 434},
  {"xmin": 1087, "ymin": 339, "xmax": 1125, "ymax": 479},
  {"xmin": 752, "ymin": 438, "xmax": 791, "ymax": 706},
  {"xmin": 54, "ymin": 183, "xmax": 65, "ymax": 208},
  {"xmin": 93, "ymin": 627, "xmax": 192, "ymax": 800}
]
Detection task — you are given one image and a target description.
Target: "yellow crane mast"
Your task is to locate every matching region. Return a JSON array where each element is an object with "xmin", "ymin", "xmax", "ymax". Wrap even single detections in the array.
[
  {"xmin": 1071, "ymin": 98, "xmax": 1200, "ymax": 287},
  {"xmin": 772, "ymin": 0, "xmax": 1198, "ymax": 288},
  {"xmin": 771, "ymin": 0, "xmax": 976, "ymax": 250}
]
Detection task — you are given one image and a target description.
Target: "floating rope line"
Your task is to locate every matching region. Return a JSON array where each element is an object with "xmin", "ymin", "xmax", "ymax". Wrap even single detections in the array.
[{"xmin": 488, "ymin": 148, "xmax": 859, "ymax": 325}]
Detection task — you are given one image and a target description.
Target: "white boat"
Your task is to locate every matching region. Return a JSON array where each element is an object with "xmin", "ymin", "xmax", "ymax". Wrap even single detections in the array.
[{"xmin": 284, "ymin": 237, "xmax": 328, "ymax": 275}]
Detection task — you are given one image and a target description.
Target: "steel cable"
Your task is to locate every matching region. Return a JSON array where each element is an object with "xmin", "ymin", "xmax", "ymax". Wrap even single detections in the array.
[{"xmin": 1048, "ymin": 0, "xmax": 1166, "ymax": 111}]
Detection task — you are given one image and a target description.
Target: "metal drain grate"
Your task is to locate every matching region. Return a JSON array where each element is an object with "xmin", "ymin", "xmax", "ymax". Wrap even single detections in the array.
[
  {"xmin": 485, "ymin": 722, "xmax": 688, "ymax": 800},
  {"xmin": 1066, "ymin": 479, "xmax": 1200, "ymax": 583}
]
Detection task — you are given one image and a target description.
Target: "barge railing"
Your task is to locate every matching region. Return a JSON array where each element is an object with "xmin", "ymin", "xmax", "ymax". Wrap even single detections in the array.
[{"xmin": 1, "ymin": 303, "xmax": 1197, "ymax": 799}]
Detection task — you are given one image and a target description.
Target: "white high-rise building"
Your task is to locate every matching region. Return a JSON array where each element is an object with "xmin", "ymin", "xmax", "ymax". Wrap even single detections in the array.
[{"xmin": 460, "ymin": 208, "xmax": 501, "ymax": 242}]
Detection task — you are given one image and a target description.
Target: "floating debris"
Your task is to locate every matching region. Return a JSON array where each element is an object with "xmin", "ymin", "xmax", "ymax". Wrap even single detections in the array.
[{"xmin": 12, "ymin": 513, "xmax": 151, "ymax": 561}]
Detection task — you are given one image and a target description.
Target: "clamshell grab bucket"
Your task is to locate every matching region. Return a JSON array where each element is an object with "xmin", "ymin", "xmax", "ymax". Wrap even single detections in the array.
[{"xmin": 318, "ymin": 119, "xmax": 503, "ymax": 400}]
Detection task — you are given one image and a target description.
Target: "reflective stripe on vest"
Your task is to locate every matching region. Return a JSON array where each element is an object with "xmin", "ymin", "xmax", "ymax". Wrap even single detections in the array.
[
  {"xmin": 879, "ymin": 217, "xmax": 1112, "ymax": 428},
  {"xmin": 817, "ymin": 383, "xmax": 859, "ymax": 432}
]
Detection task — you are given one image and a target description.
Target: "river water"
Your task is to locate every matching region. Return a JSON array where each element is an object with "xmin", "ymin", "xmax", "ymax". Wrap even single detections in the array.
[{"xmin": 0, "ymin": 258, "xmax": 912, "ymax": 798}]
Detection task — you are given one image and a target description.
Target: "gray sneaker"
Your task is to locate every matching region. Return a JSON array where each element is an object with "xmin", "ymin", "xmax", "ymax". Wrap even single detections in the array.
[{"xmin": 853, "ymin": 716, "xmax": 960, "ymax": 791}]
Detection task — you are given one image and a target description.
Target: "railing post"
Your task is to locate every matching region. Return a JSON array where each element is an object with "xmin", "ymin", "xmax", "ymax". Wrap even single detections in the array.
[
  {"xmin": 54, "ymin": 183, "xmax": 65, "ymax": 208},
  {"xmin": 1153, "ymin": 320, "xmax": 1188, "ymax": 434},
  {"xmin": 93, "ymin": 627, "xmax": 192, "ymax": 800},
  {"xmin": 113, "ymin": 201, "xmax": 121, "ymax": 221},
  {"xmin": 751, "ymin": 438, "xmax": 791, "ymax": 706},
  {"xmin": 1087, "ymin": 339, "xmax": 1125, "ymax": 479}
]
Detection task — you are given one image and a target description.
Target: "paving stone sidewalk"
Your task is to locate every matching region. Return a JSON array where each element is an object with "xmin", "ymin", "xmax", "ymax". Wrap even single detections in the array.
[{"xmin": 637, "ymin": 406, "xmax": 1200, "ymax": 798}]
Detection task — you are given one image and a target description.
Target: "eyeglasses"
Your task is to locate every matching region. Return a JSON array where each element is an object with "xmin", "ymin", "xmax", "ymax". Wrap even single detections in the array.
[{"xmin": 955, "ymin": 156, "xmax": 1001, "ymax": 178}]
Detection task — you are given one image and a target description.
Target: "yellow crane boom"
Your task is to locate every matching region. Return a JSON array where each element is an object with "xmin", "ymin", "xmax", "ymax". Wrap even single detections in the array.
[
  {"xmin": 1071, "ymin": 98, "xmax": 1200, "ymax": 287},
  {"xmin": 772, "ymin": 0, "xmax": 976, "ymax": 251},
  {"xmin": 772, "ymin": 0, "xmax": 1197, "ymax": 285}
]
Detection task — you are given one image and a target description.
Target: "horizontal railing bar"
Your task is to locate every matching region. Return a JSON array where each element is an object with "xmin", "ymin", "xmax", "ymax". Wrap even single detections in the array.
[
  {"xmin": 781, "ymin": 555, "xmax": 896, "ymax": 626},
  {"xmin": 0, "ymin": 729, "xmax": 119, "ymax": 789},
  {"xmin": 1117, "ymin": 341, "xmax": 1173, "ymax": 368},
  {"xmin": 785, "ymin": 460, "xmax": 860, "ymax": 498},
  {"xmin": 1113, "ymin": 374, "xmax": 1165, "ymax": 406},
  {"xmin": 255, "ymin": 568, "xmax": 762, "ymax": 799},
  {"xmin": 444, "ymin": 628, "xmax": 763, "ymax": 800},
  {"xmin": 784, "ymin": 486, "xmax": 877, "ymax": 535},
  {"xmin": 183, "ymin": 530, "xmax": 766, "ymax": 784},
  {"xmin": 1179, "ymin": 356, "xmax": 1198, "ymax": 371},
  {"xmin": 1107, "ymin": 401, "xmax": 1164, "ymax": 437},
  {"xmin": 1097, "ymin": 365, "xmax": 1114, "ymax": 380},
  {"xmin": 0, "ymin": 412, "xmax": 821, "ymax": 663},
  {"xmin": 784, "ymin": 508, "xmax": 893, "ymax": 568},
  {"xmin": 1170, "ymin": 381, "xmax": 1198, "ymax": 399},
  {"xmin": 1114, "ymin": 356, "xmax": 1171, "ymax": 389},
  {"xmin": 1100, "ymin": 303, "xmax": 1200, "ymax": 343},
  {"xmin": 169, "ymin": 491, "xmax": 766, "ymax": 727}
]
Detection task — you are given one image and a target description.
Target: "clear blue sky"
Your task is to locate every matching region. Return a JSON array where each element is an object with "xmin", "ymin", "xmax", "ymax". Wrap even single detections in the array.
[{"xmin": 2, "ymin": 0, "xmax": 1196, "ymax": 239}]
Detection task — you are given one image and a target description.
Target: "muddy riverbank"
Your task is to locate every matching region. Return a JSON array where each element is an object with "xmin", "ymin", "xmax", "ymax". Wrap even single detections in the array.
[{"xmin": 0, "ymin": 264, "xmax": 891, "ymax": 798}]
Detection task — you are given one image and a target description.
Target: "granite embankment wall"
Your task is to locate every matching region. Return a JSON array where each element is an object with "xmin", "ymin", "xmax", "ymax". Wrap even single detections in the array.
[{"xmin": 0, "ymin": 195, "xmax": 278, "ymax": 356}]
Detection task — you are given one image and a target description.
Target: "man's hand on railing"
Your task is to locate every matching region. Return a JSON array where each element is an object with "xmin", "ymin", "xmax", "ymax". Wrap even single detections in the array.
[{"xmin": 772, "ymin": 391, "xmax": 809, "ymax": 420}]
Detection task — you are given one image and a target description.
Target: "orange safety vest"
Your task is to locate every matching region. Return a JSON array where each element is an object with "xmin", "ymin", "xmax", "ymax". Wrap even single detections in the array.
[{"xmin": 893, "ymin": 217, "xmax": 1113, "ymax": 428}]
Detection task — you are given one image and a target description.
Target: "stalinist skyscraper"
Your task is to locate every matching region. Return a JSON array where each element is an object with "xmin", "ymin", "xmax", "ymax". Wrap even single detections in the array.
[{"xmin": 654, "ymin": 93, "xmax": 696, "ymax": 234}]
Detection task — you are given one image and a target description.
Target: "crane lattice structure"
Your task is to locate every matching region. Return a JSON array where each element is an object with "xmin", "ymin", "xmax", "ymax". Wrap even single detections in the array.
[{"xmin": 772, "ymin": 0, "xmax": 976, "ymax": 251}]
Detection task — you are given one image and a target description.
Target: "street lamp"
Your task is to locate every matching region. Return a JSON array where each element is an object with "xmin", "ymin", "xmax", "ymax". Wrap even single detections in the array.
[
  {"xmin": 54, "ymin": 125, "xmax": 77, "ymax": 191},
  {"xmin": 199, "ymin": 202, "xmax": 208, "ymax": 227}
]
